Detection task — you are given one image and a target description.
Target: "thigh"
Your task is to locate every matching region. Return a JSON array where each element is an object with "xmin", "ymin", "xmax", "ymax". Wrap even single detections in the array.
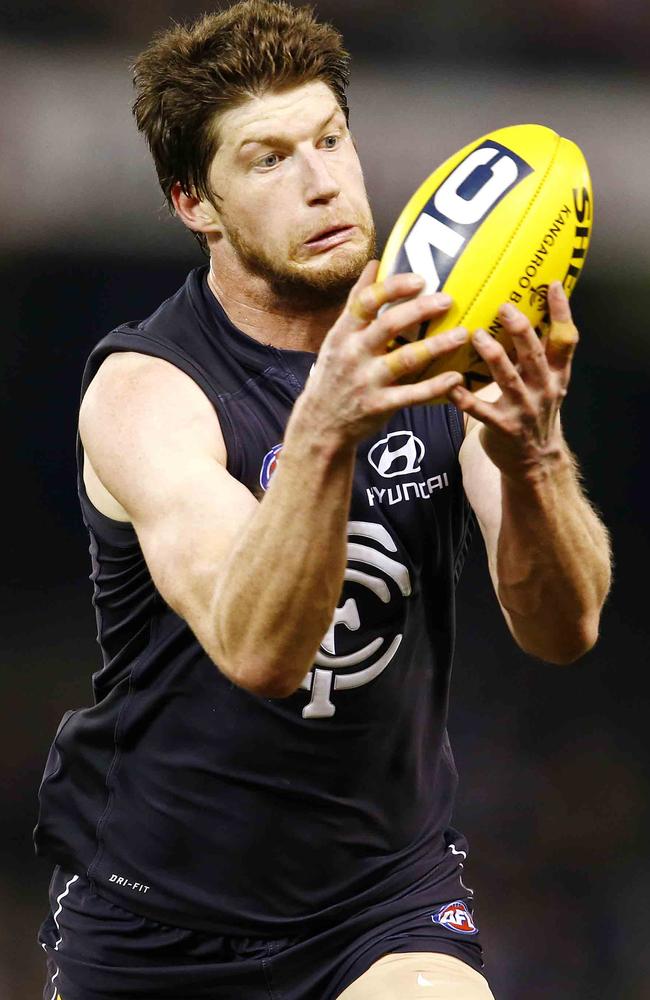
[{"xmin": 335, "ymin": 952, "xmax": 496, "ymax": 1000}]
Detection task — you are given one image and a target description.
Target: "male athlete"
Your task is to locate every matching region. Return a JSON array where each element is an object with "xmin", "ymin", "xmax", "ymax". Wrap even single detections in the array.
[{"xmin": 34, "ymin": 3, "xmax": 611, "ymax": 998}]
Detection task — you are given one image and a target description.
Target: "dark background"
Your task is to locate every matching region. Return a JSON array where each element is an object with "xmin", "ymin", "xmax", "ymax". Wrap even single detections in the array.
[{"xmin": 2, "ymin": 2, "xmax": 649, "ymax": 997}]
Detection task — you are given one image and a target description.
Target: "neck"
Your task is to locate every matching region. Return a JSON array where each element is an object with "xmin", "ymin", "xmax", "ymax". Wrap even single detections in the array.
[{"xmin": 206, "ymin": 251, "xmax": 344, "ymax": 354}]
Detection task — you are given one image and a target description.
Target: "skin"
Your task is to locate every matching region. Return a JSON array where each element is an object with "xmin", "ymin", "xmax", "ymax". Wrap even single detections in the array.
[
  {"xmin": 456, "ymin": 296, "xmax": 611, "ymax": 661},
  {"xmin": 179, "ymin": 82, "xmax": 378, "ymax": 350},
  {"xmin": 80, "ymin": 80, "xmax": 611, "ymax": 697}
]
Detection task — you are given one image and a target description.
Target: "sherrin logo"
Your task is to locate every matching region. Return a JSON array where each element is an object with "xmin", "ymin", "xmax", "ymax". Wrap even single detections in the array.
[
  {"xmin": 368, "ymin": 431, "xmax": 425, "ymax": 478},
  {"xmin": 390, "ymin": 140, "xmax": 532, "ymax": 324},
  {"xmin": 260, "ymin": 443, "xmax": 283, "ymax": 491},
  {"xmin": 431, "ymin": 900, "xmax": 478, "ymax": 935}
]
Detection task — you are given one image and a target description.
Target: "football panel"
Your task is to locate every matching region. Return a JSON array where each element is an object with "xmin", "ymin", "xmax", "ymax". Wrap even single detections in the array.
[
  {"xmin": 402, "ymin": 136, "xmax": 593, "ymax": 388},
  {"xmin": 460, "ymin": 136, "xmax": 593, "ymax": 387},
  {"xmin": 398, "ymin": 125, "xmax": 561, "ymax": 352}
]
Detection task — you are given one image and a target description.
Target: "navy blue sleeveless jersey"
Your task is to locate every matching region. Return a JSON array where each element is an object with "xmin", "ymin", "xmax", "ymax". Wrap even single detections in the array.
[{"xmin": 34, "ymin": 266, "xmax": 475, "ymax": 937}]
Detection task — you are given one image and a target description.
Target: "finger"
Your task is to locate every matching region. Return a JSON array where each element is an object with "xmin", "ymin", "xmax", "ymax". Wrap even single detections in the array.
[
  {"xmin": 343, "ymin": 271, "xmax": 426, "ymax": 331},
  {"xmin": 378, "ymin": 327, "xmax": 468, "ymax": 383},
  {"xmin": 337, "ymin": 259, "xmax": 379, "ymax": 327},
  {"xmin": 363, "ymin": 291, "xmax": 453, "ymax": 350},
  {"xmin": 344, "ymin": 259, "xmax": 378, "ymax": 320},
  {"xmin": 469, "ymin": 328, "xmax": 531, "ymax": 402},
  {"xmin": 447, "ymin": 382, "xmax": 500, "ymax": 424},
  {"xmin": 382, "ymin": 370, "xmax": 466, "ymax": 411},
  {"xmin": 545, "ymin": 281, "xmax": 579, "ymax": 370},
  {"xmin": 498, "ymin": 302, "xmax": 550, "ymax": 386},
  {"xmin": 547, "ymin": 279, "xmax": 572, "ymax": 323}
]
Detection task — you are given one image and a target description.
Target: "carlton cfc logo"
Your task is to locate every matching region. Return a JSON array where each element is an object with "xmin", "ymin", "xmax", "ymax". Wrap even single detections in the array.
[
  {"xmin": 260, "ymin": 444, "xmax": 283, "ymax": 491},
  {"xmin": 431, "ymin": 900, "xmax": 478, "ymax": 935},
  {"xmin": 299, "ymin": 521, "xmax": 411, "ymax": 719}
]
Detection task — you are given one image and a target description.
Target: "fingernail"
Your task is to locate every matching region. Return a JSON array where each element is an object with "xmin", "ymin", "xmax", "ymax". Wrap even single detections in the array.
[
  {"xmin": 436, "ymin": 293, "xmax": 453, "ymax": 307},
  {"xmin": 451, "ymin": 327, "xmax": 468, "ymax": 342},
  {"xmin": 500, "ymin": 302, "xmax": 516, "ymax": 320},
  {"xmin": 473, "ymin": 328, "xmax": 489, "ymax": 345}
]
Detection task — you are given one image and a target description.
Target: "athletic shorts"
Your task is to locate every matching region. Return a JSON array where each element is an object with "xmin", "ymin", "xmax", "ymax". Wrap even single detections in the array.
[{"xmin": 39, "ymin": 865, "xmax": 486, "ymax": 1000}]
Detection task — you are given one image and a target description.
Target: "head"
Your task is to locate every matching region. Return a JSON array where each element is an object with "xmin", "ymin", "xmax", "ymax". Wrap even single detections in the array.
[{"xmin": 132, "ymin": 0, "xmax": 375, "ymax": 308}]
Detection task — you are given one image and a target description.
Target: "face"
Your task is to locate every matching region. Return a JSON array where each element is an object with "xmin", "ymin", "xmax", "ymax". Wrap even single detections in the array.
[{"xmin": 204, "ymin": 81, "xmax": 376, "ymax": 306}]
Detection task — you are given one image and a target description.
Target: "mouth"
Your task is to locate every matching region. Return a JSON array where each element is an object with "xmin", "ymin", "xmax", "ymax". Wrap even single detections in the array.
[{"xmin": 304, "ymin": 225, "xmax": 356, "ymax": 253}]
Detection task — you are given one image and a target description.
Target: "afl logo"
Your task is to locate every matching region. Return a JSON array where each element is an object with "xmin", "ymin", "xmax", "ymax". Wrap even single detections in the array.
[
  {"xmin": 368, "ymin": 431, "xmax": 425, "ymax": 478},
  {"xmin": 260, "ymin": 444, "xmax": 283, "ymax": 491},
  {"xmin": 431, "ymin": 900, "xmax": 478, "ymax": 936}
]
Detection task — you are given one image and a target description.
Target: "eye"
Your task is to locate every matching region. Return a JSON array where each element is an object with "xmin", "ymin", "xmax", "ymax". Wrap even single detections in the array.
[
  {"xmin": 321, "ymin": 134, "xmax": 340, "ymax": 150},
  {"xmin": 256, "ymin": 152, "xmax": 282, "ymax": 170}
]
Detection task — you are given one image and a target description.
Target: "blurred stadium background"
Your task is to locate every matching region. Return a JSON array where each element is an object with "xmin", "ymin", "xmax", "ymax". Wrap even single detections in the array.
[{"xmin": 2, "ymin": 1, "xmax": 649, "ymax": 997}]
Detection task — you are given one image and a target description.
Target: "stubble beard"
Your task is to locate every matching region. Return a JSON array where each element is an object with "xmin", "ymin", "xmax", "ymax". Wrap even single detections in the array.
[{"xmin": 222, "ymin": 217, "xmax": 377, "ymax": 310}]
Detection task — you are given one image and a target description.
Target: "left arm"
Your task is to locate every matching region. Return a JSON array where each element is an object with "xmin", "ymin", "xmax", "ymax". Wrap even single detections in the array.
[{"xmin": 451, "ymin": 282, "xmax": 612, "ymax": 664}]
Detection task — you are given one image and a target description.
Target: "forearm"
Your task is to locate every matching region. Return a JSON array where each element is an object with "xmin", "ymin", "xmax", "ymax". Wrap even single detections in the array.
[
  {"xmin": 211, "ymin": 403, "xmax": 356, "ymax": 697},
  {"xmin": 496, "ymin": 451, "xmax": 611, "ymax": 663}
]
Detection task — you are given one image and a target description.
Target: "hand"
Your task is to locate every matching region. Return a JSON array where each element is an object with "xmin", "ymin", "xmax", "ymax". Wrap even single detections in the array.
[
  {"xmin": 296, "ymin": 260, "xmax": 469, "ymax": 446},
  {"xmin": 448, "ymin": 282, "xmax": 579, "ymax": 480}
]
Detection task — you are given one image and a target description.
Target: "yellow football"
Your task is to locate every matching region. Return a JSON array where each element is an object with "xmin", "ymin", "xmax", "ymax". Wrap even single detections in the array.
[{"xmin": 377, "ymin": 123, "xmax": 593, "ymax": 391}]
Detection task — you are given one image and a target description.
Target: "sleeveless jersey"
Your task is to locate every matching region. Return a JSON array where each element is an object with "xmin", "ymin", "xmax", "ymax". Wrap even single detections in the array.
[{"xmin": 34, "ymin": 266, "xmax": 474, "ymax": 937}]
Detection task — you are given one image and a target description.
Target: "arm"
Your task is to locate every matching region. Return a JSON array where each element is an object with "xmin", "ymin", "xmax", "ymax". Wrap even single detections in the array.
[
  {"xmin": 80, "ymin": 263, "xmax": 469, "ymax": 697},
  {"xmin": 453, "ymin": 282, "xmax": 611, "ymax": 664}
]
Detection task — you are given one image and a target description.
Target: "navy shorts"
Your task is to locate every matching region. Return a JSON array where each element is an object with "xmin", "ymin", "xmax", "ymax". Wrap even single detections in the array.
[{"xmin": 39, "ymin": 865, "xmax": 486, "ymax": 1000}]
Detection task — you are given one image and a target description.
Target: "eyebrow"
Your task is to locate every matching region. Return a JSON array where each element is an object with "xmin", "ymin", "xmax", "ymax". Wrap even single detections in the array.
[{"xmin": 237, "ymin": 108, "xmax": 343, "ymax": 154}]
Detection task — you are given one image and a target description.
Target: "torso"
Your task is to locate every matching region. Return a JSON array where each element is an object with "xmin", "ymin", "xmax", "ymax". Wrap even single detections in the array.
[{"xmin": 34, "ymin": 265, "xmax": 474, "ymax": 937}]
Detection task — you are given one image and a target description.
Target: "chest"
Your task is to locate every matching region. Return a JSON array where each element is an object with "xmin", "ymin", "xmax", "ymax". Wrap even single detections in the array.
[{"xmin": 222, "ymin": 365, "xmax": 463, "ymax": 578}]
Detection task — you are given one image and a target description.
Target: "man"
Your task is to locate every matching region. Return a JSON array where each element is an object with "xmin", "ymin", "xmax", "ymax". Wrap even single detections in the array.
[{"xmin": 34, "ymin": 2, "xmax": 611, "ymax": 998}]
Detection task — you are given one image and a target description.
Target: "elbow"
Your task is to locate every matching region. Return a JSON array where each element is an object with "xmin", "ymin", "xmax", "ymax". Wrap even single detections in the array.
[
  {"xmin": 225, "ymin": 656, "xmax": 302, "ymax": 699},
  {"xmin": 243, "ymin": 675, "xmax": 301, "ymax": 699},
  {"xmin": 537, "ymin": 640, "xmax": 595, "ymax": 667},
  {"xmin": 200, "ymin": 626, "xmax": 303, "ymax": 699},
  {"xmin": 551, "ymin": 608, "xmax": 603, "ymax": 664},
  {"xmin": 517, "ymin": 614, "xmax": 601, "ymax": 666}
]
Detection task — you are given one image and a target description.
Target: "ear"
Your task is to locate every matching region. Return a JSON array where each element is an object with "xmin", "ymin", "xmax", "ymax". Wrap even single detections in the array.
[{"xmin": 171, "ymin": 182, "xmax": 222, "ymax": 236}]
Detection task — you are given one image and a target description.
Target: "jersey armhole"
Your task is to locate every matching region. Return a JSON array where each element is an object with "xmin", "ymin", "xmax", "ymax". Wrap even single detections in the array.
[
  {"xmin": 76, "ymin": 331, "xmax": 245, "ymax": 535},
  {"xmin": 76, "ymin": 437, "xmax": 138, "ymax": 539},
  {"xmin": 443, "ymin": 404, "xmax": 475, "ymax": 585},
  {"xmin": 444, "ymin": 403, "xmax": 466, "ymax": 455},
  {"xmin": 81, "ymin": 331, "xmax": 243, "ymax": 476}
]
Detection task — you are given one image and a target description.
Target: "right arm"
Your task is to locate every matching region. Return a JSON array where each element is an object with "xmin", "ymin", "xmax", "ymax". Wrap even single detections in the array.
[{"xmin": 80, "ymin": 262, "xmax": 468, "ymax": 697}]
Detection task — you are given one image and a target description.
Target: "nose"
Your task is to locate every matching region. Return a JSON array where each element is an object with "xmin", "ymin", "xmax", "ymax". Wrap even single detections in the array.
[{"xmin": 300, "ymin": 148, "xmax": 340, "ymax": 204}]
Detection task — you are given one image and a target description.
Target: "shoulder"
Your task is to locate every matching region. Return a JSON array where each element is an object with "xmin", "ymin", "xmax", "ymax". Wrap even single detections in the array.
[
  {"xmin": 80, "ymin": 351, "xmax": 226, "ymax": 464},
  {"xmin": 79, "ymin": 351, "xmax": 228, "ymax": 523}
]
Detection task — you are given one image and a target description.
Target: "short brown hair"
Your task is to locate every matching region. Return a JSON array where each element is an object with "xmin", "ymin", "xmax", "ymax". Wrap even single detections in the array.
[{"xmin": 132, "ymin": 0, "xmax": 351, "ymax": 249}]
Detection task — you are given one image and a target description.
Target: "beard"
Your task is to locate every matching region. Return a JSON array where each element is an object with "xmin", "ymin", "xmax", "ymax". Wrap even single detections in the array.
[{"xmin": 221, "ymin": 215, "xmax": 377, "ymax": 310}]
